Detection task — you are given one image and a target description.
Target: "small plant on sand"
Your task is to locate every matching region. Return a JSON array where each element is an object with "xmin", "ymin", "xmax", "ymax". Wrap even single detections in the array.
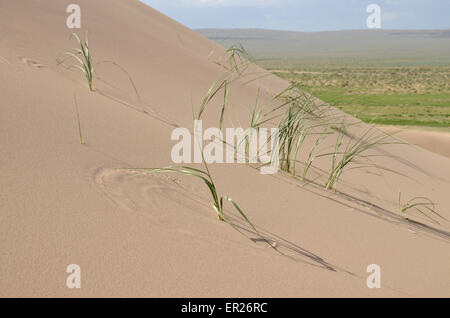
[
  {"xmin": 128, "ymin": 125, "xmax": 276, "ymax": 248},
  {"xmin": 127, "ymin": 152, "xmax": 288, "ymax": 257},
  {"xmin": 130, "ymin": 161, "xmax": 255, "ymax": 230},
  {"xmin": 399, "ymin": 193, "xmax": 446, "ymax": 222},
  {"xmin": 61, "ymin": 30, "xmax": 94, "ymax": 91}
]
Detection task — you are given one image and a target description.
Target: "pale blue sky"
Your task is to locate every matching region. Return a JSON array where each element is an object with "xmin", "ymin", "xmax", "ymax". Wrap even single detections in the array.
[{"xmin": 142, "ymin": 0, "xmax": 450, "ymax": 31}]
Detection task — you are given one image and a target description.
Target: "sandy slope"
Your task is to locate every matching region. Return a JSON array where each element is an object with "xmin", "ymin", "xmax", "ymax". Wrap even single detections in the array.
[
  {"xmin": 378, "ymin": 126, "xmax": 450, "ymax": 159},
  {"xmin": 0, "ymin": 0, "xmax": 449, "ymax": 297}
]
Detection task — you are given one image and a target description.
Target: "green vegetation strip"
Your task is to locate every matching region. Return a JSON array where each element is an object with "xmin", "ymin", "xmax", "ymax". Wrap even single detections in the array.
[{"xmin": 273, "ymin": 67, "xmax": 450, "ymax": 128}]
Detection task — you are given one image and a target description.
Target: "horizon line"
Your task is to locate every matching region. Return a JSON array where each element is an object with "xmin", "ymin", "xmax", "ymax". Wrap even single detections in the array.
[{"xmin": 194, "ymin": 27, "xmax": 450, "ymax": 33}]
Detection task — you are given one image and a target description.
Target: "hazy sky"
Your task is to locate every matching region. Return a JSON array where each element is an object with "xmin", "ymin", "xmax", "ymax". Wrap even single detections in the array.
[{"xmin": 142, "ymin": 0, "xmax": 450, "ymax": 31}]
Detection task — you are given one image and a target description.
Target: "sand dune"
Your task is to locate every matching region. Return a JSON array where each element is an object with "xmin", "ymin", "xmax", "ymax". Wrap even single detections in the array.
[
  {"xmin": 0, "ymin": 0, "xmax": 449, "ymax": 297},
  {"xmin": 378, "ymin": 126, "xmax": 450, "ymax": 159}
]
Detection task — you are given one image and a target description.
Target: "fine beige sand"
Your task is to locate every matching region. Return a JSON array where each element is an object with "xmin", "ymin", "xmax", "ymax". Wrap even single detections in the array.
[
  {"xmin": 378, "ymin": 126, "xmax": 450, "ymax": 159},
  {"xmin": 1, "ymin": 0, "xmax": 449, "ymax": 297}
]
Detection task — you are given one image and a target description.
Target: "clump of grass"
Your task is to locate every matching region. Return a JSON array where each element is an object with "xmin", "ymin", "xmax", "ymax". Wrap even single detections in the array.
[
  {"xmin": 217, "ymin": 44, "xmax": 251, "ymax": 75},
  {"xmin": 195, "ymin": 77, "xmax": 229, "ymax": 130},
  {"xmin": 196, "ymin": 47, "xmax": 255, "ymax": 131},
  {"xmin": 201, "ymin": 44, "xmax": 270, "ymax": 133},
  {"xmin": 239, "ymin": 88, "xmax": 277, "ymax": 161},
  {"xmin": 269, "ymin": 84, "xmax": 326, "ymax": 119},
  {"xmin": 301, "ymin": 128, "xmax": 329, "ymax": 180},
  {"xmin": 399, "ymin": 193, "xmax": 446, "ymax": 222},
  {"xmin": 61, "ymin": 30, "xmax": 94, "ymax": 91},
  {"xmin": 324, "ymin": 129, "xmax": 391, "ymax": 190},
  {"xmin": 329, "ymin": 127, "xmax": 344, "ymax": 178},
  {"xmin": 278, "ymin": 104, "xmax": 307, "ymax": 174},
  {"xmin": 265, "ymin": 84, "xmax": 328, "ymax": 176},
  {"xmin": 260, "ymin": 81, "xmax": 399, "ymax": 191}
]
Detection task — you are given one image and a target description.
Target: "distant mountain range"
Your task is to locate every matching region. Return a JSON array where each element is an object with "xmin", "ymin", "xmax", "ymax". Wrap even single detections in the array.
[{"xmin": 197, "ymin": 28, "xmax": 450, "ymax": 67}]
